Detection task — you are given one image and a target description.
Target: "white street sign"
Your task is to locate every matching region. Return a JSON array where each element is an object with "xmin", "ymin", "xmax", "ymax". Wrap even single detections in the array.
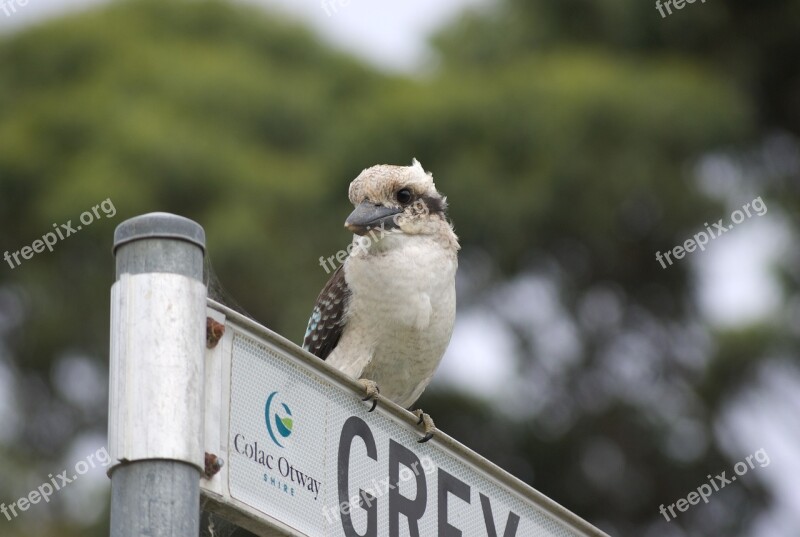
[{"xmin": 201, "ymin": 300, "xmax": 609, "ymax": 537}]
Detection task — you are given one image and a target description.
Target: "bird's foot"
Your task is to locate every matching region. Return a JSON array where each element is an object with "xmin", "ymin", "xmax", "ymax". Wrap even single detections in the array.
[
  {"xmin": 358, "ymin": 378, "xmax": 380, "ymax": 412},
  {"xmin": 412, "ymin": 409, "xmax": 436, "ymax": 443}
]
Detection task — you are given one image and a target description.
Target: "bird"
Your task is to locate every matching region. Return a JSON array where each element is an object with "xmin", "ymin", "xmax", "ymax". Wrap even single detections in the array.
[{"xmin": 303, "ymin": 159, "xmax": 459, "ymax": 442}]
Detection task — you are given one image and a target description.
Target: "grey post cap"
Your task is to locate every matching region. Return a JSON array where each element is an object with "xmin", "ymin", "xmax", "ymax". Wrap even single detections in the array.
[{"xmin": 113, "ymin": 212, "xmax": 206, "ymax": 254}]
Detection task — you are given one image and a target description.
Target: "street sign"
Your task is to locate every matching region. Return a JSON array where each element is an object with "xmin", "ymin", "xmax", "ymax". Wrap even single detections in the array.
[{"xmin": 200, "ymin": 300, "xmax": 610, "ymax": 537}]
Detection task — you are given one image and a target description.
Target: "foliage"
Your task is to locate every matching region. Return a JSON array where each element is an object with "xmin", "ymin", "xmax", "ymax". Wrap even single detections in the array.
[{"xmin": 0, "ymin": 0, "xmax": 797, "ymax": 535}]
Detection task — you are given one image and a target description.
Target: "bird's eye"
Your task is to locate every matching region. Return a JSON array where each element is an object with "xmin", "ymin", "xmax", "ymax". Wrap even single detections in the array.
[{"xmin": 396, "ymin": 188, "xmax": 413, "ymax": 205}]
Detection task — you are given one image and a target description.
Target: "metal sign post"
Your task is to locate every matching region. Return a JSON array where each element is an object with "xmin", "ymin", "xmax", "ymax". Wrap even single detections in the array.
[{"xmin": 109, "ymin": 213, "xmax": 208, "ymax": 537}]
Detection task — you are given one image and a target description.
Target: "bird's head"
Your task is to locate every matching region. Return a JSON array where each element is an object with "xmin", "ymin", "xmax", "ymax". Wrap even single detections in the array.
[{"xmin": 345, "ymin": 159, "xmax": 453, "ymax": 241}]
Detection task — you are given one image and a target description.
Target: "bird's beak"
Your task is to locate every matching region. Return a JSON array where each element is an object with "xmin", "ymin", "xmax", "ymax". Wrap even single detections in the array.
[{"xmin": 344, "ymin": 201, "xmax": 402, "ymax": 236}]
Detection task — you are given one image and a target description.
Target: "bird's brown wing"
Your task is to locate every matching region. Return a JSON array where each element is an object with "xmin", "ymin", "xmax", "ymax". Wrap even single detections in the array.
[{"xmin": 302, "ymin": 264, "xmax": 351, "ymax": 360}]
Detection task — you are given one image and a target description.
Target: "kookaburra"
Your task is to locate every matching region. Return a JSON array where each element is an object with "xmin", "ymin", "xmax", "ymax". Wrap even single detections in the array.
[{"xmin": 303, "ymin": 159, "xmax": 459, "ymax": 442}]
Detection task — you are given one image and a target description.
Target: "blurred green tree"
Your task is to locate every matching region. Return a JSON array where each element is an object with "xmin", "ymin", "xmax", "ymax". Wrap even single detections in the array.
[{"xmin": 0, "ymin": 0, "xmax": 797, "ymax": 536}]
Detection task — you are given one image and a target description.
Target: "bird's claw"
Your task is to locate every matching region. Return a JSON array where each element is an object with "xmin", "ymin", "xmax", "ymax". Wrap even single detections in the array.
[
  {"xmin": 358, "ymin": 378, "xmax": 380, "ymax": 412},
  {"xmin": 412, "ymin": 409, "xmax": 435, "ymax": 443}
]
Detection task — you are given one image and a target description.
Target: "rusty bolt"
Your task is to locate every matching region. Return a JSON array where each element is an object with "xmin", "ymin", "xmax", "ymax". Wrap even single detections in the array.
[
  {"xmin": 204, "ymin": 452, "xmax": 224, "ymax": 479},
  {"xmin": 206, "ymin": 317, "xmax": 225, "ymax": 349}
]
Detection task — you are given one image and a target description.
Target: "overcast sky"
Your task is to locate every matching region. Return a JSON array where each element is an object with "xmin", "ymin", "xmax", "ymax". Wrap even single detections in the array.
[
  {"xmin": 0, "ymin": 0, "xmax": 490, "ymax": 71},
  {"xmin": 249, "ymin": 0, "xmax": 491, "ymax": 72}
]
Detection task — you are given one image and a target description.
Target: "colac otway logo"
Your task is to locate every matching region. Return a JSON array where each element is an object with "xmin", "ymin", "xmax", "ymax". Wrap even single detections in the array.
[{"xmin": 265, "ymin": 391, "xmax": 293, "ymax": 448}]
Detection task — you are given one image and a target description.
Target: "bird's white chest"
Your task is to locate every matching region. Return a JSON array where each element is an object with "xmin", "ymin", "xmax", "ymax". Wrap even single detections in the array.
[{"xmin": 327, "ymin": 234, "xmax": 457, "ymax": 408}]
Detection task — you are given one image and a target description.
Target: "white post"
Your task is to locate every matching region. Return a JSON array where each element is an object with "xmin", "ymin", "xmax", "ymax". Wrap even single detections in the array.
[{"xmin": 108, "ymin": 213, "xmax": 207, "ymax": 537}]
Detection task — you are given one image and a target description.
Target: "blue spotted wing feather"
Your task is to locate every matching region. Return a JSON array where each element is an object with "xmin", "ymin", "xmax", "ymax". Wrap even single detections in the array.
[{"xmin": 303, "ymin": 265, "xmax": 350, "ymax": 360}]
